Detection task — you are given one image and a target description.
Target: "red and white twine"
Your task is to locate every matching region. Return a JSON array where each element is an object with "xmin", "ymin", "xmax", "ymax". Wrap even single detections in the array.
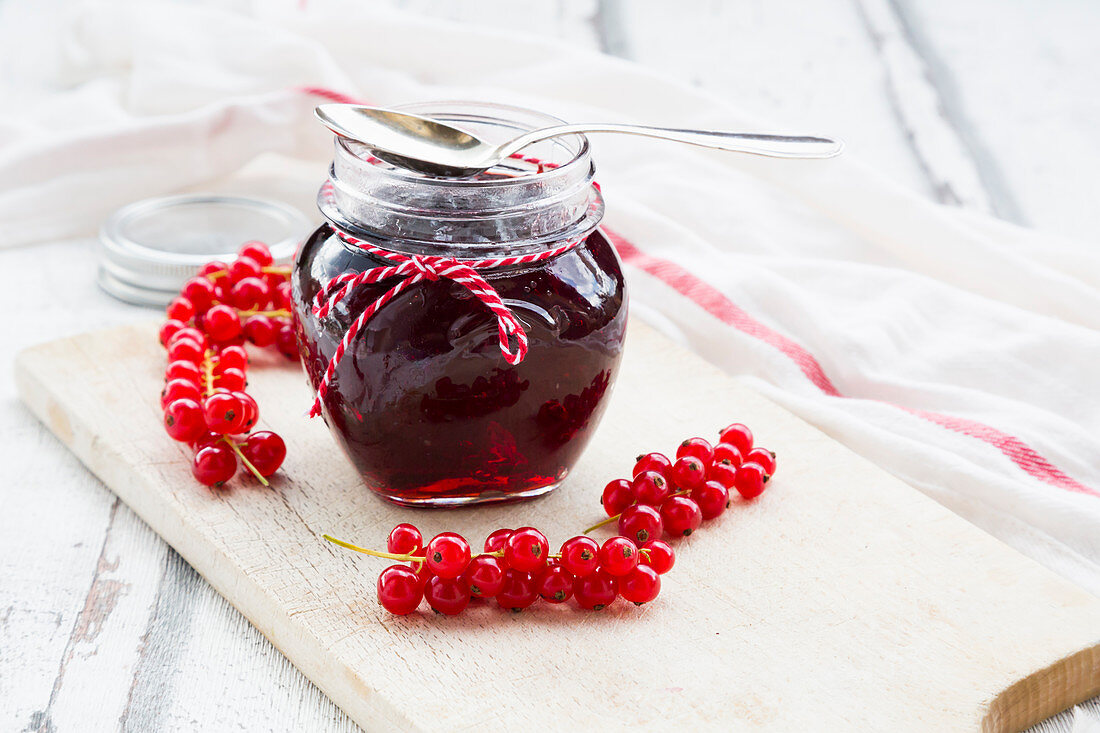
[{"xmin": 308, "ymin": 181, "xmax": 582, "ymax": 418}]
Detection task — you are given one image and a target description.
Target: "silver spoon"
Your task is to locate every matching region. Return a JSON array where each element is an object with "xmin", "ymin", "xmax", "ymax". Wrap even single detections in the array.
[{"xmin": 315, "ymin": 104, "xmax": 843, "ymax": 178}]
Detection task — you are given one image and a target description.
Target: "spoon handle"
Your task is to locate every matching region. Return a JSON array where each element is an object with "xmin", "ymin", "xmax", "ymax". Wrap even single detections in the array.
[{"xmin": 498, "ymin": 123, "xmax": 843, "ymax": 160}]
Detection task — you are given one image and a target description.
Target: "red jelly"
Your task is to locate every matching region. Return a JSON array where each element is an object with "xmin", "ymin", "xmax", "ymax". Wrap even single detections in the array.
[{"xmin": 293, "ymin": 103, "xmax": 627, "ymax": 506}]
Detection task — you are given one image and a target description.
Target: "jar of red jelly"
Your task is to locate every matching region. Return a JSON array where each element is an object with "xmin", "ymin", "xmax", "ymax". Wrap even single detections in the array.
[{"xmin": 292, "ymin": 102, "xmax": 627, "ymax": 507}]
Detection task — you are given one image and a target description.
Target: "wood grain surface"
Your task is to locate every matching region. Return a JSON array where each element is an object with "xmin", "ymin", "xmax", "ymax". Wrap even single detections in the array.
[{"xmin": 14, "ymin": 321, "xmax": 1100, "ymax": 731}]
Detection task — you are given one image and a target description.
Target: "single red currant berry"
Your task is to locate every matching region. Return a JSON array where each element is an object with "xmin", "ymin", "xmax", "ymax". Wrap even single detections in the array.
[
  {"xmin": 538, "ymin": 562, "xmax": 574, "ymax": 604},
  {"xmin": 573, "ymin": 568, "xmax": 618, "ymax": 611},
  {"xmin": 164, "ymin": 398, "xmax": 206, "ymax": 442},
  {"xmin": 424, "ymin": 576, "xmax": 471, "ymax": 616},
  {"xmin": 198, "ymin": 260, "xmax": 229, "ymax": 279},
  {"xmin": 387, "ymin": 523, "xmax": 423, "ymax": 556},
  {"xmin": 559, "ymin": 536, "xmax": 600, "ymax": 577},
  {"xmin": 161, "ymin": 378, "xmax": 202, "ymax": 409},
  {"xmin": 166, "ymin": 296, "xmax": 194, "ymax": 323},
  {"xmin": 660, "ymin": 496, "xmax": 704, "ymax": 537},
  {"xmin": 425, "ymin": 532, "xmax": 472, "ymax": 579},
  {"xmin": 230, "ymin": 276, "xmax": 271, "ymax": 310},
  {"xmin": 676, "ymin": 437, "xmax": 714, "ymax": 468},
  {"xmin": 691, "ymin": 480, "xmax": 730, "ymax": 520},
  {"xmin": 618, "ymin": 504, "xmax": 664, "ymax": 544},
  {"xmin": 632, "ymin": 452, "xmax": 672, "ymax": 479},
  {"xmin": 619, "ymin": 565, "xmax": 661, "ymax": 605},
  {"xmin": 601, "ymin": 478, "xmax": 635, "ymax": 516},
  {"xmin": 599, "ymin": 536, "xmax": 639, "ymax": 577},
  {"xmin": 275, "ymin": 325, "xmax": 298, "ymax": 361},
  {"xmin": 734, "ymin": 461, "xmax": 770, "ymax": 500},
  {"xmin": 202, "ymin": 392, "xmax": 247, "ymax": 434},
  {"xmin": 503, "ymin": 527, "xmax": 548, "ymax": 573},
  {"xmin": 706, "ymin": 459, "xmax": 738, "ymax": 490},
  {"xmin": 181, "ymin": 277, "xmax": 218, "ymax": 313},
  {"xmin": 719, "ymin": 422, "xmax": 754, "ymax": 455},
  {"xmin": 639, "ymin": 539, "xmax": 675, "ymax": 574},
  {"xmin": 165, "ymin": 360, "xmax": 203, "ymax": 385},
  {"xmin": 713, "ymin": 442, "xmax": 744, "ymax": 467},
  {"xmin": 483, "ymin": 528, "xmax": 513, "ymax": 554},
  {"xmin": 243, "ymin": 315, "xmax": 277, "ymax": 347},
  {"xmin": 228, "ymin": 256, "xmax": 262, "ymax": 283},
  {"xmin": 631, "ymin": 470, "xmax": 670, "ymax": 506},
  {"xmin": 167, "ymin": 338, "xmax": 204, "ymax": 365},
  {"xmin": 159, "ymin": 319, "xmax": 186, "ymax": 347},
  {"xmin": 377, "ymin": 565, "xmax": 423, "ymax": 615},
  {"xmin": 274, "ymin": 282, "xmax": 293, "ymax": 309},
  {"xmin": 462, "ymin": 555, "xmax": 505, "ymax": 598},
  {"xmin": 191, "ymin": 444, "xmax": 237, "ymax": 487},
  {"xmin": 204, "ymin": 304, "xmax": 242, "ymax": 343},
  {"xmin": 167, "ymin": 327, "xmax": 206, "ymax": 351},
  {"xmin": 216, "ymin": 345, "xmax": 248, "ymax": 372},
  {"xmin": 232, "ymin": 391, "xmax": 258, "ymax": 431},
  {"xmin": 670, "ymin": 455, "xmax": 706, "ymax": 491},
  {"xmin": 215, "ymin": 367, "xmax": 247, "ymax": 392},
  {"xmin": 496, "ymin": 569, "xmax": 539, "ymax": 612},
  {"xmin": 241, "ymin": 431, "xmax": 285, "ymax": 477},
  {"xmin": 238, "ymin": 241, "xmax": 274, "ymax": 266},
  {"xmin": 744, "ymin": 447, "xmax": 777, "ymax": 476}
]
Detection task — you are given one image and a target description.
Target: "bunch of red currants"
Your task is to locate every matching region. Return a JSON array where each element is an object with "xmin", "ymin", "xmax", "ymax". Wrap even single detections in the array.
[{"xmin": 158, "ymin": 241, "xmax": 293, "ymax": 488}]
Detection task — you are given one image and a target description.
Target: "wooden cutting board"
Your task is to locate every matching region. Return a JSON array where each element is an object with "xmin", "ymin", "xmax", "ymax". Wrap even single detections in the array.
[{"xmin": 15, "ymin": 321, "xmax": 1100, "ymax": 732}]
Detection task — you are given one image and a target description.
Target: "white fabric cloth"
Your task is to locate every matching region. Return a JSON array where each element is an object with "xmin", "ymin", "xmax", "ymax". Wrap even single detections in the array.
[{"xmin": 3, "ymin": 0, "xmax": 1099, "ymax": 608}]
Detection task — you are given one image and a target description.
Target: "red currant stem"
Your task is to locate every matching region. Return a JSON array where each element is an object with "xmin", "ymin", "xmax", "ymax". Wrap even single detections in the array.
[
  {"xmin": 203, "ymin": 350, "xmax": 215, "ymax": 397},
  {"xmin": 584, "ymin": 514, "xmax": 620, "ymax": 534},
  {"xmin": 222, "ymin": 436, "xmax": 270, "ymax": 487},
  {"xmin": 261, "ymin": 265, "xmax": 292, "ymax": 276},
  {"xmin": 237, "ymin": 308, "xmax": 292, "ymax": 318},
  {"xmin": 322, "ymin": 534, "xmax": 425, "ymax": 563}
]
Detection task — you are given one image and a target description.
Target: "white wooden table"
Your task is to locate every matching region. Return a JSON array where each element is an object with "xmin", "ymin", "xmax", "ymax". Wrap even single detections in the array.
[{"xmin": 3, "ymin": 2, "xmax": 1098, "ymax": 730}]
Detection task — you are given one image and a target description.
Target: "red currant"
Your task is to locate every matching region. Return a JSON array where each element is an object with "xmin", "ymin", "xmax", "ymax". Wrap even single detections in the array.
[
  {"xmin": 691, "ymin": 480, "xmax": 730, "ymax": 520},
  {"xmin": 706, "ymin": 459, "xmax": 738, "ymax": 490},
  {"xmin": 202, "ymin": 392, "xmax": 247, "ymax": 434},
  {"xmin": 425, "ymin": 532, "xmax": 471, "ymax": 579},
  {"xmin": 599, "ymin": 536, "xmax": 639, "ymax": 577},
  {"xmin": 559, "ymin": 536, "xmax": 600, "ymax": 577},
  {"xmin": 632, "ymin": 452, "xmax": 672, "ymax": 479},
  {"xmin": 274, "ymin": 282, "xmax": 293, "ymax": 309},
  {"xmin": 463, "ymin": 555, "xmax": 505, "ymax": 598},
  {"xmin": 676, "ymin": 437, "xmax": 714, "ymax": 468},
  {"xmin": 166, "ymin": 327, "xmax": 206, "ymax": 351},
  {"xmin": 167, "ymin": 338, "xmax": 204, "ymax": 365},
  {"xmin": 241, "ymin": 431, "xmax": 285, "ymax": 477},
  {"xmin": 496, "ymin": 569, "xmax": 539, "ymax": 612},
  {"xmin": 744, "ymin": 447, "xmax": 777, "ymax": 475},
  {"xmin": 409, "ymin": 559, "xmax": 433, "ymax": 585},
  {"xmin": 377, "ymin": 565, "xmax": 423, "ymax": 615},
  {"xmin": 243, "ymin": 315, "xmax": 277, "ymax": 347},
  {"xmin": 164, "ymin": 398, "xmax": 206, "ymax": 442},
  {"xmin": 165, "ymin": 360, "xmax": 203, "ymax": 385},
  {"xmin": 198, "ymin": 260, "xmax": 229, "ymax": 279},
  {"xmin": 632, "ymin": 470, "xmax": 670, "ymax": 506},
  {"xmin": 217, "ymin": 345, "xmax": 248, "ymax": 371},
  {"xmin": 238, "ymin": 241, "xmax": 274, "ymax": 266},
  {"xmin": 230, "ymin": 277, "xmax": 270, "ymax": 310},
  {"xmin": 619, "ymin": 565, "xmax": 661, "ymax": 605},
  {"xmin": 166, "ymin": 296, "xmax": 194, "ymax": 323},
  {"xmin": 275, "ymin": 325, "xmax": 298, "ymax": 361},
  {"xmin": 159, "ymin": 319, "xmax": 186, "ymax": 347},
  {"xmin": 483, "ymin": 528, "xmax": 513, "ymax": 553},
  {"xmin": 503, "ymin": 527, "xmax": 548, "ymax": 573},
  {"xmin": 537, "ymin": 562, "xmax": 574, "ymax": 603},
  {"xmin": 661, "ymin": 496, "xmax": 704, "ymax": 537},
  {"xmin": 215, "ymin": 367, "xmax": 247, "ymax": 392},
  {"xmin": 734, "ymin": 461, "xmax": 769, "ymax": 500},
  {"xmin": 424, "ymin": 576, "xmax": 471, "ymax": 615},
  {"xmin": 204, "ymin": 305, "xmax": 242, "ymax": 343},
  {"xmin": 161, "ymin": 378, "xmax": 202, "ymax": 409},
  {"xmin": 601, "ymin": 478, "xmax": 635, "ymax": 516},
  {"xmin": 232, "ymin": 391, "xmax": 258, "ymax": 431},
  {"xmin": 713, "ymin": 442, "xmax": 744, "ymax": 467},
  {"xmin": 573, "ymin": 568, "xmax": 618, "ymax": 610},
  {"xmin": 228, "ymin": 256, "xmax": 262, "ymax": 283},
  {"xmin": 719, "ymin": 423, "xmax": 754, "ymax": 455},
  {"xmin": 670, "ymin": 455, "xmax": 706, "ymax": 491},
  {"xmin": 639, "ymin": 539, "xmax": 675, "ymax": 574},
  {"xmin": 386, "ymin": 523, "xmax": 423, "ymax": 556},
  {"xmin": 181, "ymin": 277, "xmax": 218, "ymax": 313},
  {"xmin": 618, "ymin": 504, "xmax": 663, "ymax": 544},
  {"xmin": 191, "ymin": 444, "xmax": 237, "ymax": 487}
]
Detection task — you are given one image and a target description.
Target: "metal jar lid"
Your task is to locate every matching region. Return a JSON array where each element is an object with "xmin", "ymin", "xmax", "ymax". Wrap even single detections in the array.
[{"xmin": 98, "ymin": 194, "xmax": 312, "ymax": 306}]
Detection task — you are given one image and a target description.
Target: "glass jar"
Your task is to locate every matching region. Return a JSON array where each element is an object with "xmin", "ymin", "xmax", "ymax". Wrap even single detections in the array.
[{"xmin": 292, "ymin": 102, "xmax": 627, "ymax": 507}]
